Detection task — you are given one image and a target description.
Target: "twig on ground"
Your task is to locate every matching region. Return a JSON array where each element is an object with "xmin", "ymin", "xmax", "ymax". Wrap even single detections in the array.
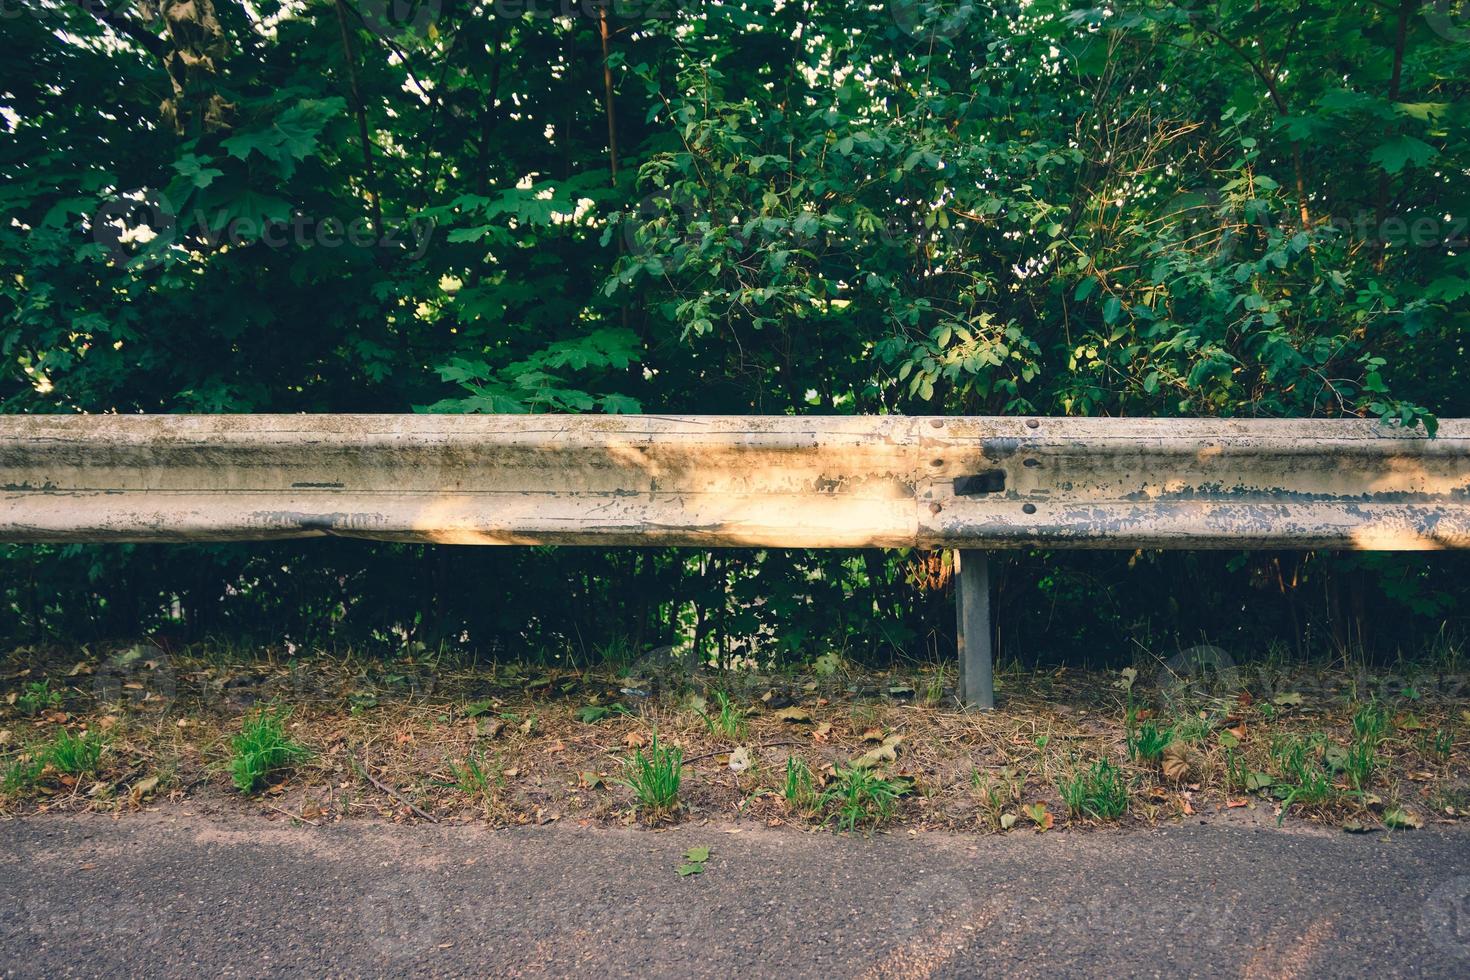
[
  {"xmin": 683, "ymin": 740, "xmax": 805, "ymax": 765},
  {"xmin": 350, "ymin": 752, "xmax": 439, "ymax": 823},
  {"xmin": 266, "ymin": 802, "xmax": 321, "ymax": 827}
]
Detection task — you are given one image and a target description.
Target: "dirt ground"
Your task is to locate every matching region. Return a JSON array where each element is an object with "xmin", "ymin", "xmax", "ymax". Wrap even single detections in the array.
[{"xmin": 2, "ymin": 642, "xmax": 1466, "ymax": 836}]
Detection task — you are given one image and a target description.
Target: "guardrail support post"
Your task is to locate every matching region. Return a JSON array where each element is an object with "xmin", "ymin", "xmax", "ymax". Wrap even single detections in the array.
[{"xmin": 956, "ymin": 550, "xmax": 994, "ymax": 709}]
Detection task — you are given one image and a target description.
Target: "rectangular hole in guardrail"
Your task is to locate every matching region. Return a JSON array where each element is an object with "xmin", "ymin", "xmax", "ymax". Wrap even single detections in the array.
[{"xmin": 953, "ymin": 471, "xmax": 1007, "ymax": 496}]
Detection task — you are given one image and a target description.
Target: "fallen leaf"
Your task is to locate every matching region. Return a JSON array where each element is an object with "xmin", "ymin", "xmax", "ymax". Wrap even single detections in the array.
[
  {"xmin": 546, "ymin": 740, "xmax": 566, "ymax": 754},
  {"xmin": 684, "ymin": 846, "xmax": 710, "ymax": 863},
  {"xmin": 851, "ymin": 734, "xmax": 903, "ymax": 770},
  {"xmin": 482, "ymin": 719, "xmax": 505, "ymax": 739},
  {"xmin": 129, "ymin": 776, "xmax": 160, "ymax": 805},
  {"xmin": 463, "ymin": 700, "xmax": 495, "ymax": 719},
  {"xmin": 67, "ymin": 662, "xmax": 93, "ymax": 677},
  {"xmin": 1023, "ymin": 803, "xmax": 1053, "ymax": 832},
  {"xmin": 1161, "ymin": 742, "xmax": 1196, "ymax": 783},
  {"xmin": 1226, "ymin": 799, "xmax": 1249, "ymax": 809},
  {"xmin": 999, "ymin": 813, "xmax": 1018, "ymax": 830},
  {"xmin": 624, "ymin": 731, "xmax": 647, "ymax": 749},
  {"xmin": 1181, "ymin": 798, "xmax": 1196, "ymax": 816},
  {"xmin": 860, "ymin": 727, "xmax": 885, "ymax": 743},
  {"xmin": 0, "ymin": 730, "xmax": 11, "ymax": 748},
  {"xmin": 1272, "ymin": 692, "xmax": 1304, "ymax": 708},
  {"xmin": 1384, "ymin": 808, "xmax": 1423, "ymax": 830},
  {"xmin": 579, "ymin": 771, "xmax": 604, "ymax": 790},
  {"xmin": 1245, "ymin": 771, "xmax": 1273, "ymax": 792},
  {"xmin": 518, "ymin": 717, "xmax": 535, "ymax": 735},
  {"xmin": 78, "ymin": 863, "xmax": 97, "ymax": 871},
  {"xmin": 773, "ymin": 707, "xmax": 813, "ymax": 724},
  {"xmin": 1342, "ymin": 820, "xmax": 1378, "ymax": 834},
  {"xmin": 677, "ymin": 863, "xmax": 704, "ymax": 877},
  {"xmin": 727, "ymin": 747, "xmax": 751, "ymax": 773},
  {"xmin": 812, "ymin": 722, "xmax": 832, "ymax": 743}
]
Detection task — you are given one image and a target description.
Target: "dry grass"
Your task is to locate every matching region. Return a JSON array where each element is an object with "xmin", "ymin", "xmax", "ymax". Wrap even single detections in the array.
[{"xmin": 1, "ymin": 643, "xmax": 1466, "ymax": 834}]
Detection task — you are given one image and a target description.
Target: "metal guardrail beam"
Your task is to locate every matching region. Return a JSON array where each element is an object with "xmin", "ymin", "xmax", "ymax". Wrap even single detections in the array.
[
  {"xmin": 1, "ymin": 414, "xmax": 1467, "ymax": 550},
  {"xmin": 4, "ymin": 413, "xmax": 1466, "ymax": 710}
]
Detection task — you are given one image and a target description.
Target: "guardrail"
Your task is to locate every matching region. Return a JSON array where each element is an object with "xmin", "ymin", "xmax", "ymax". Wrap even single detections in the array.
[{"xmin": 3, "ymin": 414, "xmax": 1467, "ymax": 706}]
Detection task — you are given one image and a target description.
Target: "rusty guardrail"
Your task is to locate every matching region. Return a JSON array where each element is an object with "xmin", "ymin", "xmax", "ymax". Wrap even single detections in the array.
[
  {"xmin": 1, "ymin": 415, "xmax": 1466, "ymax": 550},
  {"xmin": 4, "ymin": 414, "xmax": 1466, "ymax": 707}
]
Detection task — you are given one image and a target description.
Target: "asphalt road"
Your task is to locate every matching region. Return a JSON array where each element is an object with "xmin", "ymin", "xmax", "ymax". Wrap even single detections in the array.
[{"xmin": 2, "ymin": 812, "xmax": 1468, "ymax": 978}]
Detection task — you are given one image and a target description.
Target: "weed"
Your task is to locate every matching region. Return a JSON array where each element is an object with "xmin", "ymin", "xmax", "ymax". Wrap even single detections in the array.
[
  {"xmin": 972, "ymin": 769, "xmax": 1021, "ymax": 831},
  {"xmin": 228, "ymin": 707, "xmax": 311, "ymax": 794},
  {"xmin": 696, "ymin": 691, "xmax": 747, "ymax": 741},
  {"xmin": 1058, "ymin": 759, "xmax": 1129, "ymax": 821},
  {"xmin": 925, "ymin": 664, "xmax": 947, "ymax": 706},
  {"xmin": 1343, "ymin": 702, "xmax": 1388, "ymax": 790},
  {"xmin": 782, "ymin": 755, "xmax": 817, "ymax": 813},
  {"xmin": 17, "ymin": 680, "xmax": 62, "ymax": 717},
  {"xmin": 1127, "ymin": 716, "xmax": 1174, "ymax": 763},
  {"xmin": 2, "ymin": 753, "xmax": 44, "ymax": 796},
  {"xmin": 821, "ymin": 766, "xmax": 908, "ymax": 832},
  {"xmin": 1420, "ymin": 728, "xmax": 1454, "ymax": 763},
  {"xmin": 1269, "ymin": 735, "xmax": 1337, "ymax": 821},
  {"xmin": 618, "ymin": 731, "xmax": 682, "ymax": 818},
  {"xmin": 449, "ymin": 749, "xmax": 502, "ymax": 804},
  {"xmin": 46, "ymin": 729, "xmax": 105, "ymax": 776}
]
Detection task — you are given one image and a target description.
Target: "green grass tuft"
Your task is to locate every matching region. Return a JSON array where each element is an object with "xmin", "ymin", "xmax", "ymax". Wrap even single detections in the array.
[
  {"xmin": 1058, "ymin": 759, "xmax": 1129, "ymax": 821},
  {"xmin": 618, "ymin": 731, "xmax": 682, "ymax": 818},
  {"xmin": 46, "ymin": 729, "xmax": 105, "ymax": 775},
  {"xmin": 821, "ymin": 766, "xmax": 908, "ymax": 832},
  {"xmin": 228, "ymin": 707, "xmax": 311, "ymax": 794}
]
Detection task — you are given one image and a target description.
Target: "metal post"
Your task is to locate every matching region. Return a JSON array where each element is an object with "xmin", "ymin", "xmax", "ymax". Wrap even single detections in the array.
[{"xmin": 956, "ymin": 549, "xmax": 994, "ymax": 709}]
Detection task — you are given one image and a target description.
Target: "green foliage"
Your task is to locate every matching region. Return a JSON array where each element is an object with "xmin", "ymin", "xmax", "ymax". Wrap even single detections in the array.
[
  {"xmin": 1269, "ymin": 735, "xmax": 1339, "ymax": 821},
  {"xmin": 1126, "ymin": 714, "xmax": 1175, "ymax": 764},
  {"xmin": 696, "ymin": 691, "xmax": 747, "ymax": 742},
  {"xmin": 45, "ymin": 728, "xmax": 105, "ymax": 776},
  {"xmin": 228, "ymin": 707, "xmax": 311, "ymax": 794},
  {"xmin": 618, "ymin": 731, "xmax": 682, "ymax": 818},
  {"xmin": 820, "ymin": 766, "xmax": 909, "ymax": 832},
  {"xmin": 2, "ymin": 1, "xmax": 1466, "ymax": 665},
  {"xmin": 1, "ymin": 753, "xmax": 45, "ymax": 796},
  {"xmin": 1058, "ymin": 760, "xmax": 1130, "ymax": 821},
  {"xmin": 449, "ymin": 749, "xmax": 501, "ymax": 804},
  {"xmin": 16, "ymin": 680, "xmax": 62, "ymax": 717},
  {"xmin": 782, "ymin": 755, "xmax": 817, "ymax": 813},
  {"xmin": 1343, "ymin": 702, "xmax": 1389, "ymax": 790}
]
